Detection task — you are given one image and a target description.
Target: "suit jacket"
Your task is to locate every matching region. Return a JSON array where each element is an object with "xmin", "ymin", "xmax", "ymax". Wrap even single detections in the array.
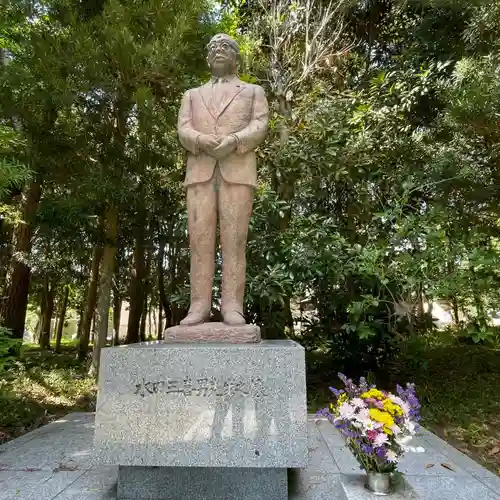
[{"xmin": 177, "ymin": 77, "xmax": 269, "ymax": 188}]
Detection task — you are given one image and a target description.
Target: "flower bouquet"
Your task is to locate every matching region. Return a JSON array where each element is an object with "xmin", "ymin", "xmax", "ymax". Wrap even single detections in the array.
[{"xmin": 317, "ymin": 373, "xmax": 423, "ymax": 495}]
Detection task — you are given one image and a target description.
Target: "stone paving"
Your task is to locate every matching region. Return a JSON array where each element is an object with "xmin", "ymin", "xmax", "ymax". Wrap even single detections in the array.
[{"xmin": 0, "ymin": 413, "xmax": 498, "ymax": 499}]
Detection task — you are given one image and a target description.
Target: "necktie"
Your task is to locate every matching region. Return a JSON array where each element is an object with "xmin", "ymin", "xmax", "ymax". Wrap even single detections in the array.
[{"xmin": 212, "ymin": 78, "xmax": 227, "ymax": 107}]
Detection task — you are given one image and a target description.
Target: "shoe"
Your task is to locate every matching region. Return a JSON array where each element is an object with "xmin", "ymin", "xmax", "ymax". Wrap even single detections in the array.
[
  {"xmin": 222, "ymin": 310, "xmax": 246, "ymax": 326},
  {"xmin": 180, "ymin": 310, "xmax": 209, "ymax": 326}
]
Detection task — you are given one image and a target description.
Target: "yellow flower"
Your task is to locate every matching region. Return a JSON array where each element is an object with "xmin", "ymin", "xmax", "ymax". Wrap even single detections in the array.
[
  {"xmin": 369, "ymin": 408, "xmax": 395, "ymax": 428},
  {"xmin": 383, "ymin": 399, "xmax": 403, "ymax": 417},
  {"xmin": 361, "ymin": 389, "xmax": 385, "ymax": 400},
  {"xmin": 383, "ymin": 425, "xmax": 393, "ymax": 435},
  {"xmin": 338, "ymin": 393, "xmax": 348, "ymax": 405}
]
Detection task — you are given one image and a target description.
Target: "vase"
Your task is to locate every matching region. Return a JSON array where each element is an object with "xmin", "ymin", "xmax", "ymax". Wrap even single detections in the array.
[{"xmin": 365, "ymin": 472, "xmax": 392, "ymax": 495}]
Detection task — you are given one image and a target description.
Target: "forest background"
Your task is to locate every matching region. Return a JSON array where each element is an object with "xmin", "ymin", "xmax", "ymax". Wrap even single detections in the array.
[{"xmin": 1, "ymin": 0, "xmax": 499, "ymax": 475}]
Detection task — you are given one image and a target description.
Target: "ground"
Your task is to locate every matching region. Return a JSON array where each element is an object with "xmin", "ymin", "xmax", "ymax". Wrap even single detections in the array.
[
  {"xmin": 0, "ymin": 339, "xmax": 498, "ymax": 477},
  {"xmin": 0, "ymin": 344, "xmax": 95, "ymax": 444}
]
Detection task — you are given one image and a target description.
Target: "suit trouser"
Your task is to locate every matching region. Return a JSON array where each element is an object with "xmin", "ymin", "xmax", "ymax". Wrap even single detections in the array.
[{"xmin": 186, "ymin": 166, "xmax": 254, "ymax": 317}]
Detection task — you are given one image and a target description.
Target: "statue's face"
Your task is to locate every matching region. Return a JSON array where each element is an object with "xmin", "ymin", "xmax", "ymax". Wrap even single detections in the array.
[{"xmin": 207, "ymin": 37, "xmax": 238, "ymax": 75}]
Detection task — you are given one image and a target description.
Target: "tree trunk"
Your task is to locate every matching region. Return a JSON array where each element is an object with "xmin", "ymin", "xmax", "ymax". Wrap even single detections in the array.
[
  {"xmin": 141, "ymin": 241, "xmax": 153, "ymax": 341},
  {"xmin": 157, "ymin": 299, "xmax": 163, "ymax": 340},
  {"xmin": 452, "ymin": 298, "xmax": 460, "ymax": 325},
  {"xmin": 91, "ymin": 314, "xmax": 96, "ymax": 343},
  {"xmin": 148, "ymin": 302, "xmax": 152, "ymax": 340},
  {"xmin": 90, "ymin": 205, "xmax": 118, "ymax": 378},
  {"xmin": 76, "ymin": 309, "xmax": 83, "ymax": 338},
  {"xmin": 113, "ymin": 291, "xmax": 121, "ymax": 346},
  {"xmin": 0, "ymin": 224, "xmax": 13, "ymax": 302},
  {"xmin": 35, "ymin": 284, "xmax": 47, "ymax": 343},
  {"xmin": 126, "ymin": 220, "xmax": 146, "ymax": 344},
  {"xmin": 140, "ymin": 294, "xmax": 148, "ymax": 342},
  {"xmin": 1, "ymin": 179, "xmax": 42, "ymax": 338},
  {"xmin": 169, "ymin": 240, "xmax": 185, "ymax": 326},
  {"xmin": 158, "ymin": 235, "xmax": 170, "ymax": 328},
  {"xmin": 33, "ymin": 313, "xmax": 41, "ymax": 343},
  {"xmin": 39, "ymin": 277, "xmax": 56, "ymax": 349},
  {"xmin": 78, "ymin": 232, "xmax": 104, "ymax": 361},
  {"xmin": 55, "ymin": 285, "xmax": 69, "ymax": 353}
]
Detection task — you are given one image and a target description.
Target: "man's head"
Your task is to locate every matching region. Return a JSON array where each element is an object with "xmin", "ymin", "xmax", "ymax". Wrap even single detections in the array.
[{"xmin": 207, "ymin": 33, "xmax": 240, "ymax": 77}]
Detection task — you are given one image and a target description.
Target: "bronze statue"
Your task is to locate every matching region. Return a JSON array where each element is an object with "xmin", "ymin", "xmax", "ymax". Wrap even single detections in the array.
[{"xmin": 177, "ymin": 33, "xmax": 269, "ymax": 327}]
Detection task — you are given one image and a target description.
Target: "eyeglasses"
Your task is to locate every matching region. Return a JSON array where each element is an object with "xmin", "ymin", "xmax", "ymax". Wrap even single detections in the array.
[{"xmin": 207, "ymin": 41, "xmax": 236, "ymax": 53}]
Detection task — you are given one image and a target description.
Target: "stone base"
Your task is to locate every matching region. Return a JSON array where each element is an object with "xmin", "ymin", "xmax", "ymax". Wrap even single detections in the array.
[
  {"xmin": 163, "ymin": 321, "xmax": 261, "ymax": 343},
  {"xmin": 117, "ymin": 466, "xmax": 287, "ymax": 500},
  {"xmin": 94, "ymin": 340, "xmax": 308, "ymax": 468}
]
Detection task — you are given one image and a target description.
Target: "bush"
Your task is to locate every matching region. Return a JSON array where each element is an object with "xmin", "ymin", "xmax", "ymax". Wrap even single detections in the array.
[{"xmin": 0, "ymin": 327, "xmax": 22, "ymax": 370}]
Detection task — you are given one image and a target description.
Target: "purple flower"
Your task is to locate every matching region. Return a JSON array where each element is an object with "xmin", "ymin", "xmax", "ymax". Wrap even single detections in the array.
[
  {"xmin": 361, "ymin": 444, "xmax": 374, "ymax": 455},
  {"xmin": 359, "ymin": 376, "xmax": 369, "ymax": 392},
  {"xmin": 329, "ymin": 387, "xmax": 344, "ymax": 398},
  {"xmin": 337, "ymin": 423, "xmax": 360, "ymax": 439},
  {"xmin": 375, "ymin": 447, "xmax": 386, "ymax": 459},
  {"xmin": 316, "ymin": 408, "xmax": 337, "ymax": 424},
  {"xmin": 396, "ymin": 382, "xmax": 421, "ymax": 422}
]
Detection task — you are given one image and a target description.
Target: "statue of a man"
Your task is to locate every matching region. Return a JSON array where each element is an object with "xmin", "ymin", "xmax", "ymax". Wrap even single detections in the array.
[{"xmin": 177, "ymin": 33, "xmax": 269, "ymax": 327}]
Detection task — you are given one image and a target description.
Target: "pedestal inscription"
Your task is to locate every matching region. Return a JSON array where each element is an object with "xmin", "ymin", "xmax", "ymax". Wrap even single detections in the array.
[
  {"xmin": 133, "ymin": 375, "xmax": 268, "ymax": 399},
  {"xmin": 94, "ymin": 340, "xmax": 308, "ymax": 468}
]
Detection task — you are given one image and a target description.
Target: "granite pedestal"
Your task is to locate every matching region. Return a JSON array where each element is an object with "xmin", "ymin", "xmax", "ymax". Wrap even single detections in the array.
[{"xmin": 94, "ymin": 340, "xmax": 308, "ymax": 500}]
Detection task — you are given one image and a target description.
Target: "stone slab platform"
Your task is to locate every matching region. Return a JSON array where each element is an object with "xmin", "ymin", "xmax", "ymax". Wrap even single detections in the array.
[
  {"xmin": 0, "ymin": 413, "xmax": 499, "ymax": 499},
  {"xmin": 94, "ymin": 340, "xmax": 308, "ymax": 468},
  {"xmin": 164, "ymin": 322, "xmax": 261, "ymax": 343},
  {"xmin": 117, "ymin": 465, "xmax": 287, "ymax": 500}
]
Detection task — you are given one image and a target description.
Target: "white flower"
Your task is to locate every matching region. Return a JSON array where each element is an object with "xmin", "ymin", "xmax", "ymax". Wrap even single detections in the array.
[
  {"xmin": 390, "ymin": 424, "xmax": 402, "ymax": 435},
  {"xmin": 338, "ymin": 402, "xmax": 356, "ymax": 420},
  {"xmin": 374, "ymin": 433, "xmax": 389, "ymax": 447},
  {"xmin": 356, "ymin": 409, "xmax": 371, "ymax": 423},
  {"xmin": 386, "ymin": 450, "xmax": 398, "ymax": 463},
  {"xmin": 355, "ymin": 409, "xmax": 383, "ymax": 432},
  {"xmin": 363, "ymin": 421, "xmax": 384, "ymax": 433},
  {"xmin": 404, "ymin": 420, "xmax": 416, "ymax": 435},
  {"xmin": 389, "ymin": 395, "xmax": 410, "ymax": 415},
  {"xmin": 351, "ymin": 397, "xmax": 366, "ymax": 409}
]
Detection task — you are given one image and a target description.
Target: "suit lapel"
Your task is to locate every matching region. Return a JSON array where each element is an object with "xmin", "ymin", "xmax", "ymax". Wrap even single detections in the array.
[
  {"xmin": 199, "ymin": 83, "xmax": 217, "ymax": 120},
  {"xmin": 216, "ymin": 80, "xmax": 245, "ymax": 118},
  {"xmin": 197, "ymin": 79, "xmax": 246, "ymax": 120}
]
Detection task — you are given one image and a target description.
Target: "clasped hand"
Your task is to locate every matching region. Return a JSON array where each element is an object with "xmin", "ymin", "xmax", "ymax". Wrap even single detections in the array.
[{"xmin": 198, "ymin": 134, "xmax": 236, "ymax": 160}]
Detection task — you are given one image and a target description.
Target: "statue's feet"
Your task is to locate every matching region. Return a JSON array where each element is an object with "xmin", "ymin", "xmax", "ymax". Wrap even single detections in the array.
[
  {"xmin": 180, "ymin": 310, "xmax": 209, "ymax": 326},
  {"xmin": 222, "ymin": 310, "xmax": 246, "ymax": 326}
]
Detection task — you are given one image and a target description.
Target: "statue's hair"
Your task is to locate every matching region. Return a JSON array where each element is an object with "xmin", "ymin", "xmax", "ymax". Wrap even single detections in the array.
[{"xmin": 207, "ymin": 33, "xmax": 240, "ymax": 55}]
